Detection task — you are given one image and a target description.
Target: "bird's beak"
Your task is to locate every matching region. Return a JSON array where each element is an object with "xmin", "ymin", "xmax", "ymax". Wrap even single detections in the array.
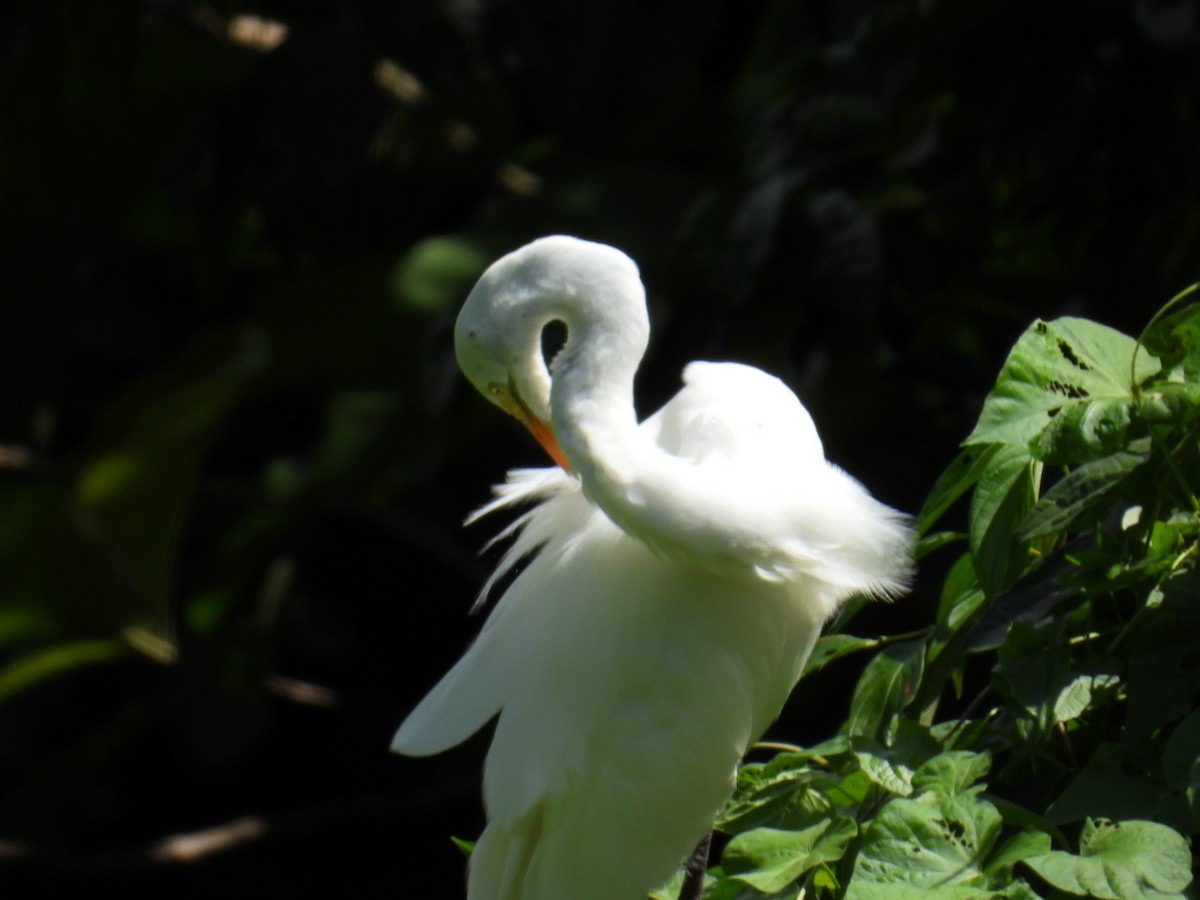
[{"xmin": 505, "ymin": 379, "xmax": 572, "ymax": 473}]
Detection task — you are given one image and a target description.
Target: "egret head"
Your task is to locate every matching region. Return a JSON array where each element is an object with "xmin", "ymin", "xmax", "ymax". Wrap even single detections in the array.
[
  {"xmin": 455, "ymin": 237, "xmax": 584, "ymax": 470},
  {"xmin": 455, "ymin": 236, "xmax": 648, "ymax": 471}
]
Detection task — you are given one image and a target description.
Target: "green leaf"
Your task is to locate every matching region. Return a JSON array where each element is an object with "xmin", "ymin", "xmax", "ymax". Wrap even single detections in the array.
[
  {"xmin": 910, "ymin": 751, "xmax": 992, "ymax": 798},
  {"xmin": 854, "ymin": 747, "xmax": 916, "ymax": 797},
  {"xmin": 1125, "ymin": 574, "xmax": 1200, "ymax": 739},
  {"xmin": 1162, "ymin": 709, "xmax": 1200, "ymax": 792},
  {"xmin": 1017, "ymin": 448, "xmax": 1149, "ymax": 540},
  {"xmin": 990, "ymin": 798, "xmax": 1070, "ymax": 849},
  {"xmin": 985, "ymin": 829, "xmax": 1052, "ymax": 878},
  {"xmin": 1052, "ymin": 673, "xmax": 1119, "ymax": 725},
  {"xmin": 966, "ymin": 317, "xmax": 1159, "ymax": 449},
  {"xmin": 1046, "ymin": 744, "xmax": 1164, "ymax": 826},
  {"xmin": 848, "ymin": 791, "xmax": 1003, "ymax": 893},
  {"xmin": 847, "ymin": 640, "xmax": 925, "ymax": 740},
  {"xmin": 75, "ymin": 332, "xmax": 264, "ymax": 638},
  {"xmin": 0, "ymin": 638, "xmax": 128, "ymax": 702},
  {"xmin": 995, "ymin": 622, "xmax": 1069, "ymax": 732},
  {"xmin": 390, "ymin": 235, "xmax": 490, "ymax": 315},
  {"xmin": 915, "ymin": 530, "xmax": 964, "ymax": 562},
  {"xmin": 1022, "ymin": 819, "xmax": 1192, "ymax": 900},
  {"xmin": 1028, "ymin": 398, "xmax": 1130, "ymax": 464},
  {"xmin": 963, "ymin": 543, "xmax": 1083, "ymax": 651},
  {"xmin": 968, "ymin": 444, "xmax": 1037, "ymax": 598},
  {"xmin": 1138, "ymin": 286, "xmax": 1200, "ymax": 380},
  {"xmin": 802, "ymin": 634, "xmax": 880, "ymax": 677},
  {"xmin": 916, "ymin": 446, "xmax": 1000, "ymax": 536},
  {"xmin": 721, "ymin": 817, "xmax": 857, "ymax": 893},
  {"xmin": 845, "ymin": 883, "xmax": 1037, "ymax": 900},
  {"xmin": 1161, "ymin": 710, "xmax": 1200, "ymax": 832},
  {"xmin": 719, "ymin": 752, "xmax": 860, "ymax": 834}
]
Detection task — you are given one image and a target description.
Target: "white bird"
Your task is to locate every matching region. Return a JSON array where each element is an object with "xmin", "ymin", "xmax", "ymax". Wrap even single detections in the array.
[{"xmin": 392, "ymin": 236, "xmax": 912, "ymax": 900}]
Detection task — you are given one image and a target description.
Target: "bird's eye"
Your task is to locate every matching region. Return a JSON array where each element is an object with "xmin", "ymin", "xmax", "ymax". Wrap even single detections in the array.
[{"xmin": 487, "ymin": 383, "xmax": 505, "ymax": 398}]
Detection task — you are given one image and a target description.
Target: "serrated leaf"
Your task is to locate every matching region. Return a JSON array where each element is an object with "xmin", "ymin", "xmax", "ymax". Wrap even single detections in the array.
[
  {"xmin": 1022, "ymin": 819, "xmax": 1192, "ymax": 900},
  {"xmin": 722, "ymin": 817, "xmax": 857, "ymax": 893}
]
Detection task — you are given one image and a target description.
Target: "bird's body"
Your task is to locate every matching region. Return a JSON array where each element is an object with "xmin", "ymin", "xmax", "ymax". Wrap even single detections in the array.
[{"xmin": 393, "ymin": 237, "xmax": 912, "ymax": 900}]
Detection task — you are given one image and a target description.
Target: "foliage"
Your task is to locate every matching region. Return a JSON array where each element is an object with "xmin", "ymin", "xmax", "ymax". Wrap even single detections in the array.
[
  {"xmin": 1, "ymin": 0, "xmax": 1199, "ymax": 896},
  {"xmin": 702, "ymin": 295, "xmax": 1200, "ymax": 898}
]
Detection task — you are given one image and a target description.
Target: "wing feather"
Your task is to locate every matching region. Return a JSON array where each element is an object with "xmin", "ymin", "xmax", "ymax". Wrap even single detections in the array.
[{"xmin": 394, "ymin": 359, "xmax": 913, "ymax": 899}]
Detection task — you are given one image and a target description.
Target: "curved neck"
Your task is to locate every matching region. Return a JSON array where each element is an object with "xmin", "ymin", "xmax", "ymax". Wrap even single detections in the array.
[{"xmin": 549, "ymin": 283, "xmax": 650, "ymax": 493}]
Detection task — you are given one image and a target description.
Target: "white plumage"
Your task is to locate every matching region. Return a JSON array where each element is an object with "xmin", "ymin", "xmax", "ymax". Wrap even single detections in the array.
[{"xmin": 393, "ymin": 236, "xmax": 912, "ymax": 899}]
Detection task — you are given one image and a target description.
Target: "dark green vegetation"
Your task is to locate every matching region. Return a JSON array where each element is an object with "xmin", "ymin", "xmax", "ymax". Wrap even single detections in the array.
[
  {"xmin": 680, "ymin": 300, "xmax": 1200, "ymax": 898},
  {"xmin": 0, "ymin": 1, "xmax": 1197, "ymax": 896}
]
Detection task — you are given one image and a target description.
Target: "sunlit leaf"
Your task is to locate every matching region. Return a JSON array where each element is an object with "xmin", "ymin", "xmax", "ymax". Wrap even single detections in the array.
[
  {"xmin": 721, "ymin": 817, "xmax": 856, "ymax": 893},
  {"xmin": 854, "ymin": 747, "xmax": 916, "ymax": 797},
  {"xmin": 984, "ymin": 830, "xmax": 1052, "ymax": 879},
  {"xmin": 848, "ymin": 790, "xmax": 1002, "ymax": 894},
  {"xmin": 910, "ymin": 750, "xmax": 991, "ymax": 799},
  {"xmin": 966, "ymin": 317, "xmax": 1160, "ymax": 449},
  {"xmin": 1022, "ymin": 819, "xmax": 1192, "ymax": 900}
]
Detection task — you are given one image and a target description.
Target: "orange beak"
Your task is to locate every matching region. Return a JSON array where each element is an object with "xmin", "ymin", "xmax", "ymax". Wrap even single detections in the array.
[
  {"xmin": 522, "ymin": 413, "xmax": 572, "ymax": 472},
  {"xmin": 505, "ymin": 379, "xmax": 572, "ymax": 472}
]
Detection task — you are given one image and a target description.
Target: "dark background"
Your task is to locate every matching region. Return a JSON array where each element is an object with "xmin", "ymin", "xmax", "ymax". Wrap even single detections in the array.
[{"xmin": 1, "ymin": 0, "xmax": 1197, "ymax": 896}]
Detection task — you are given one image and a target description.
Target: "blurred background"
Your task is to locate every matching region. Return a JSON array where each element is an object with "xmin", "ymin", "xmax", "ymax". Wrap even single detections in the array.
[{"xmin": 0, "ymin": 0, "xmax": 1197, "ymax": 895}]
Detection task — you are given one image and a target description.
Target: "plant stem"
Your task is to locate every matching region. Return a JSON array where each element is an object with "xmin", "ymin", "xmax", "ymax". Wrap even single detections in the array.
[{"xmin": 678, "ymin": 831, "xmax": 712, "ymax": 900}]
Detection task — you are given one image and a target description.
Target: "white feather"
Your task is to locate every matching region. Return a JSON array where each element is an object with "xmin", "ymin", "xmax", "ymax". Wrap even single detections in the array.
[{"xmin": 392, "ymin": 237, "xmax": 913, "ymax": 899}]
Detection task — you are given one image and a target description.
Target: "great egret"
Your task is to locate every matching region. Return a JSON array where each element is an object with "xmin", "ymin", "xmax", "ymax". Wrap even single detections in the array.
[{"xmin": 393, "ymin": 236, "xmax": 912, "ymax": 899}]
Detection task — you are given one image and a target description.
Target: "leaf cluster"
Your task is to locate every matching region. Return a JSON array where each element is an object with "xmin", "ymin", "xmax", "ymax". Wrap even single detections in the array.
[{"xmin": 703, "ymin": 293, "xmax": 1200, "ymax": 898}]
